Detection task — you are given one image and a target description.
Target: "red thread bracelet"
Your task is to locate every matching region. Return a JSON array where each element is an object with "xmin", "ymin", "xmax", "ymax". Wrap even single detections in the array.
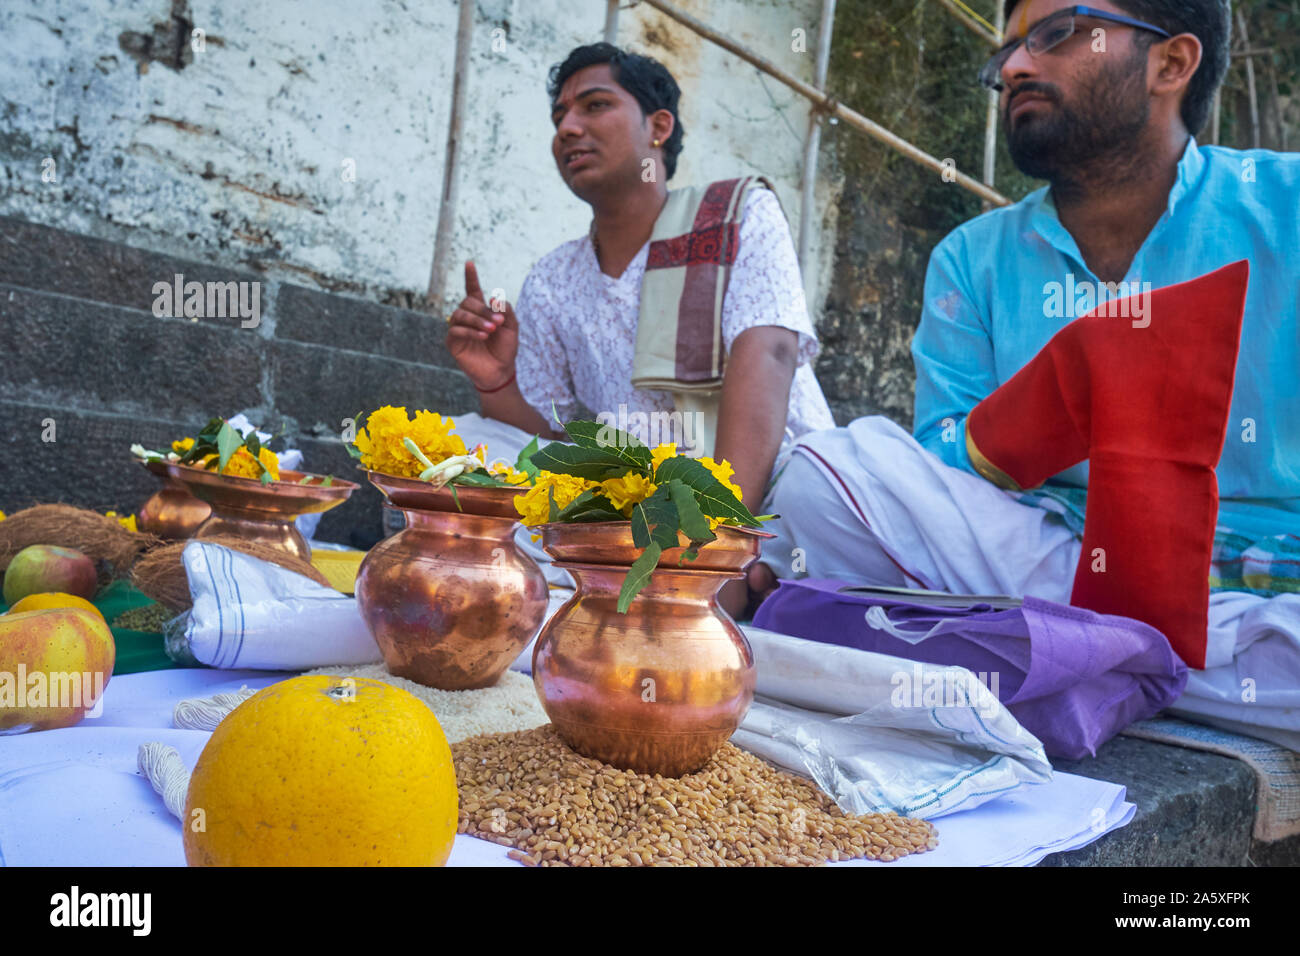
[{"xmin": 475, "ymin": 371, "xmax": 516, "ymax": 394}]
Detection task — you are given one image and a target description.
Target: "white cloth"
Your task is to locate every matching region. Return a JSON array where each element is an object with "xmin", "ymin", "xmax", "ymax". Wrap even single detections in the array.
[
  {"xmin": 0, "ymin": 667, "xmax": 1132, "ymax": 867},
  {"xmin": 762, "ymin": 415, "xmax": 1300, "ymax": 749},
  {"xmin": 180, "ymin": 541, "xmax": 382, "ymax": 669},
  {"xmin": 513, "ymin": 188, "xmax": 835, "ymax": 447},
  {"xmin": 735, "ymin": 627, "xmax": 1052, "ymax": 819}
]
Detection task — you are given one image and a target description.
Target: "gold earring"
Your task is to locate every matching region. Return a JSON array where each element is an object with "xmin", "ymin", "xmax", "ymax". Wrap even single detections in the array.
[{"xmin": 653, "ymin": 139, "xmax": 661, "ymax": 147}]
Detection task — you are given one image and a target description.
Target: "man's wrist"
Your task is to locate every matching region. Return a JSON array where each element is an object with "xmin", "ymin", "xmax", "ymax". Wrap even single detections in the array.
[{"xmin": 474, "ymin": 370, "xmax": 517, "ymax": 394}]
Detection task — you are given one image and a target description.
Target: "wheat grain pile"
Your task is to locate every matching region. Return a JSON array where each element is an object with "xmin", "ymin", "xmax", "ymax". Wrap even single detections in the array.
[{"xmin": 454, "ymin": 725, "xmax": 938, "ymax": 867}]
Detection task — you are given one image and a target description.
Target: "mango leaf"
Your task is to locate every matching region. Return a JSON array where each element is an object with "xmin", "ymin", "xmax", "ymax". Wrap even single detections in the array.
[
  {"xmin": 562, "ymin": 420, "xmax": 652, "ymax": 472},
  {"xmin": 666, "ymin": 479, "xmax": 716, "ymax": 544},
  {"xmin": 244, "ymin": 431, "xmax": 261, "ymax": 458},
  {"xmin": 321, "ymin": 475, "xmax": 333, "ymax": 488},
  {"xmin": 547, "ymin": 485, "xmax": 559, "ymax": 523},
  {"xmin": 629, "ymin": 485, "xmax": 681, "ymax": 552},
  {"xmin": 529, "ymin": 442, "xmax": 634, "ymax": 482},
  {"xmin": 617, "ymin": 541, "xmax": 662, "ymax": 613},
  {"xmin": 346, "ymin": 443, "xmax": 363, "ymax": 460},
  {"xmin": 195, "ymin": 417, "xmax": 224, "ymax": 443},
  {"xmin": 514, "ymin": 435, "xmax": 541, "ymax": 478},
  {"xmin": 556, "ymin": 490, "xmax": 624, "ymax": 523},
  {"xmin": 451, "ymin": 470, "xmax": 505, "ymax": 487},
  {"xmin": 216, "ymin": 422, "xmax": 242, "ymax": 473},
  {"xmin": 449, "ymin": 483, "xmax": 463, "ymax": 512},
  {"xmin": 259, "ymin": 470, "xmax": 274, "ymax": 486},
  {"xmin": 654, "ymin": 457, "xmax": 758, "ymax": 526}
]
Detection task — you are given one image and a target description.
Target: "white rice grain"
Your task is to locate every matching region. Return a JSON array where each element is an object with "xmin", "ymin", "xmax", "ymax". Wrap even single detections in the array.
[{"xmin": 304, "ymin": 663, "xmax": 547, "ymax": 742}]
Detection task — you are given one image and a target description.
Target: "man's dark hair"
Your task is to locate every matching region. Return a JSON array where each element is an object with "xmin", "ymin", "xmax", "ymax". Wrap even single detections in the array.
[
  {"xmin": 547, "ymin": 42, "xmax": 686, "ymax": 180},
  {"xmin": 1001, "ymin": 0, "xmax": 1231, "ymax": 135}
]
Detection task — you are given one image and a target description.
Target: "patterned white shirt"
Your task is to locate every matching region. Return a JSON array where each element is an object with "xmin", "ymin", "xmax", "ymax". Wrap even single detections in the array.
[{"xmin": 514, "ymin": 188, "xmax": 835, "ymax": 448}]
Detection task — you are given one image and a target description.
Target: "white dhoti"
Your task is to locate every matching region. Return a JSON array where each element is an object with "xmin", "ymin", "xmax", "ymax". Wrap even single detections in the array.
[{"xmin": 761, "ymin": 416, "xmax": 1300, "ymax": 752}]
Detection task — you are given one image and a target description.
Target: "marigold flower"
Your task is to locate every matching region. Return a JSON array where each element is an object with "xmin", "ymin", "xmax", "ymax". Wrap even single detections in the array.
[
  {"xmin": 514, "ymin": 471, "xmax": 598, "ymax": 527},
  {"xmin": 698, "ymin": 456, "xmax": 743, "ymax": 501},
  {"xmin": 600, "ymin": 472, "xmax": 658, "ymax": 515},
  {"xmin": 220, "ymin": 446, "xmax": 281, "ymax": 481},
  {"xmin": 172, "ymin": 437, "xmax": 195, "ymax": 455},
  {"xmin": 489, "ymin": 460, "xmax": 532, "ymax": 485},
  {"xmin": 355, "ymin": 406, "xmax": 468, "ymax": 478},
  {"xmin": 105, "ymin": 510, "xmax": 138, "ymax": 533},
  {"xmin": 650, "ymin": 443, "xmax": 678, "ymax": 473}
]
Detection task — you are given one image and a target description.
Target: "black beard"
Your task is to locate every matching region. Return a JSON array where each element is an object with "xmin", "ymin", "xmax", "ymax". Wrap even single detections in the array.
[{"xmin": 1005, "ymin": 57, "xmax": 1150, "ymax": 188}]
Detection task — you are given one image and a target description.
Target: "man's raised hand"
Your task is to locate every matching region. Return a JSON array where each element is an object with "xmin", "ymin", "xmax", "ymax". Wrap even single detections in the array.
[{"xmin": 446, "ymin": 260, "xmax": 519, "ymax": 391}]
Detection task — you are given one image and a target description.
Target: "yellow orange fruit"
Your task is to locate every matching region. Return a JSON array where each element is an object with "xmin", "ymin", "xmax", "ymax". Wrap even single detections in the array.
[
  {"xmin": 183, "ymin": 675, "xmax": 458, "ymax": 866},
  {"xmin": 7, "ymin": 592, "xmax": 105, "ymax": 623},
  {"xmin": 0, "ymin": 607, "xmax": 115, "ymax": 734}
]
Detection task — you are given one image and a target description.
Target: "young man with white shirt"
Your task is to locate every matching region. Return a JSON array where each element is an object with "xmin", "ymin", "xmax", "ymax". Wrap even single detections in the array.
[{"xmin": 445, "ymin": 43, "xmax": 834, "ymax": 517}]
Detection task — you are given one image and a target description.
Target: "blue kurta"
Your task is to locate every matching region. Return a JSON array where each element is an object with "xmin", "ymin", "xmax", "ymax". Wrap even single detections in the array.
[{"xmin": 912, "ymin": 139, "xmax": 1300, "ymax": 540}]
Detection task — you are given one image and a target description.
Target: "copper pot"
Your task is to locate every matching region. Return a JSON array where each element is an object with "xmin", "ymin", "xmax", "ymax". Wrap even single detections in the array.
[
  {"xmin": 163, "ymin": 462, "xmax": 357, "ymax": 562},
  {"xmin": 137, "ymin": 460, "xmax": 211, "ymax": 538},
  {"xmin": 533, "ymin": 521, "xmax": 771, "ymax": 777},
  {"xmin": 355, "ymin": 472, "xmax": 548, "ymax": 690}
]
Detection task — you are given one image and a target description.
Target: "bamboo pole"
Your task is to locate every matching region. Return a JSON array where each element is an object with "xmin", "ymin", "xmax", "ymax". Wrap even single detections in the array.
[
  {"xmin": 604, "ymin": 0, "xmax": 619, "ymax": 43},
  {"xmin": 980, "ymin": 2, "xmax": 1005, "ymax": 208},
  {"xmin": 935, "ymin": 0, "xmax": 1001, "ymax": 47},
  {"xmin": 797, "ymin": 0, "xmax": 837, "ymax": 267},
  {"xmin": 1235, "ymin": 7, "xmax": 1261, "ymax": 149},
  {"xmin": 640, "ymin": 0, "xmax": 1011, "ymax": 207},
  {"xmin": 426, "ymin": 0, "xmax": 476, "ymax": 311}
]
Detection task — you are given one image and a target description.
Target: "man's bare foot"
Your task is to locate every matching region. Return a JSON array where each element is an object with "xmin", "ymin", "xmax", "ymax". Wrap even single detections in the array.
[
  {"xmin": 719, "ymin": 578, "xmax": 748, "ymax": 620},
  {"xmin": 745, "ymin": 561, "xmax": 778, "ymax": 618},
  {"xmin": 718, "ymin": 562, "xmax": 780, "ymax": 621}
]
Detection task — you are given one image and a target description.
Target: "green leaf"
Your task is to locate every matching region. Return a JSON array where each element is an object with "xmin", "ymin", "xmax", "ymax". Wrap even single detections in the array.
[
  {"xmin": 514, "ymin": 435, "xmax": 541, "ymax": 478},
  {"xmin": 451, "ymin": 470, "xmax": 505, "ymax": 487},
  {"xmin": 195, "ymin": 417, "xmax": 225, "ymax": 443},
  {"xmin": 628, "ymin": 485, "xmax": 681, "ymax": 552},
  {"xmin": 298, "ymin": 475, "xmax": 313, "ymax": 485},
  {"xmin": 244, "ymin": 431, "xmax": 261, "ymax": 458},
  {"xmin": 562, "ymin": 420, "xmax": 652, "ymax": 471},
  {"xmin": 259, "ymin": 469, "xmax": 273, "ymax": 486},
  {"xmin": 216, "ymin": 422, "xmax": 243, "ymax": 473},
  {"xmin": 529, "ymin": 442, "xmax": 635, "ymax": 482},
  {"xmin": 654, "ymin": 457, "xmax": 758, "ymax": 526},
  {"xmin": 667, "ymin": 479, "xmax": 716, "ymax": 543},
  {"xmin": 449, "ymin": 483, "xmax": 463, "ymax": 512},
  {"xmin": 321, "ymin": 475, "xmax": 333, "ymax": 487},
  {"xmin": 617, "ymin": 541, "xmax": 662, "ymax": 613},
  {"xmin": 546, "ymin": 485, "xmax": 560, "ymax": 523},
  {"xmin": 555, "ymin": 489, "xmax": 623, "ymax": 523},
  {"xmin": 346, "ymin": 443, "xmax": 363, "ymax": 460}
]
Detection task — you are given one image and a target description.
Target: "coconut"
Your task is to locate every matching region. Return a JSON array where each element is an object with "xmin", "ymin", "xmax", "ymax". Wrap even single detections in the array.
[
  {"xmin": 131, "ymin": 536, "xmax": 333, "ymax": 612},
  {"xmin": 0, "ymin": 504, "xmax": 159, "ymax": 587}
]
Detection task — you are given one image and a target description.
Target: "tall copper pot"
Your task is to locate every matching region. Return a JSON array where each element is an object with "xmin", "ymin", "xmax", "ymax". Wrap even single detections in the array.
[
  {"xmin": 137, "ymin": 460, "xmax": 211, "ymax": 538},
  {"xmin": 533, "ymin": 522, "xmax": 770, "ymax": 777},
  {"xmin": 355, "ymin": 473, "xmax": 548, "ymax": 691}
]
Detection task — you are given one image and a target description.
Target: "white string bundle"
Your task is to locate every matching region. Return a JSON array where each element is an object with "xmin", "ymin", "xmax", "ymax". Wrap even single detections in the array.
[
  {"xmin": 137, "ymin": 685, "xmax": 258, "ymax": 821},
  {"xmin": 136, "ymin": 743, "xmax": 190, "ymax": 821},
  {"xmin": 172, "ymin": 685, "xmax": 257, "ymax": 730}
]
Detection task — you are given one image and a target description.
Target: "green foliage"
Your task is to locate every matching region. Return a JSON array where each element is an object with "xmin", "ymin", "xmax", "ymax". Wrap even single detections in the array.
[{"xmin": 533, "ymin": 418, "xmax": 760, "ymax": 613}]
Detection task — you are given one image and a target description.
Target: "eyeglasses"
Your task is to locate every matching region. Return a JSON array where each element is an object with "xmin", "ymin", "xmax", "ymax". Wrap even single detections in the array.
[{"xmin": 978, "ymin": 4, "xmax": 1172, "ymax": 91}]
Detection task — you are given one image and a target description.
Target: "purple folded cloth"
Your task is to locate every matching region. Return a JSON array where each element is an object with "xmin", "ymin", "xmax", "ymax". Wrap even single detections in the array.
[{"xmin": 752, "ymin": 578, "xmax": 1188, "ymax": 759}]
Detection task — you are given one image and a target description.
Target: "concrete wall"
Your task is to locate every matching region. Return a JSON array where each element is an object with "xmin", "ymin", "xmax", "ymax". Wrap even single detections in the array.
[{"xmin": 1, "ymin": 0, "xmax": 836, "ymax": 313}]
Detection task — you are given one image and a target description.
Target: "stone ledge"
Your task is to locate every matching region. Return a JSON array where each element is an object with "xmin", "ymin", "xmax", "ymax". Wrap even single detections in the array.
[{"xmin": 1040, "ymin": 734, "xmax": 1300, "ymax": 866}]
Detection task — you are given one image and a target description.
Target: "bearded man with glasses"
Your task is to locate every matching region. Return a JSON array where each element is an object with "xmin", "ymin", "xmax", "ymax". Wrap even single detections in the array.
[{"xmin": 750, "ymin": 0, "xmax": 1300, "ymax": 751}]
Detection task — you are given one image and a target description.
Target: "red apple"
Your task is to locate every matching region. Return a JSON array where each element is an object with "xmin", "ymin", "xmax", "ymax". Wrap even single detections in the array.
[{"xmin": 3, "ymin": 545, "xmax": 98, "ymax": 606}]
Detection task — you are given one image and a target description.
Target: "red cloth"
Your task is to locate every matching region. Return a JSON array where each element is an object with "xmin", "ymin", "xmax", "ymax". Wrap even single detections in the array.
[{"xmin": 966, "ymin": 260, "xmax": 1249, "ymax": 668}]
